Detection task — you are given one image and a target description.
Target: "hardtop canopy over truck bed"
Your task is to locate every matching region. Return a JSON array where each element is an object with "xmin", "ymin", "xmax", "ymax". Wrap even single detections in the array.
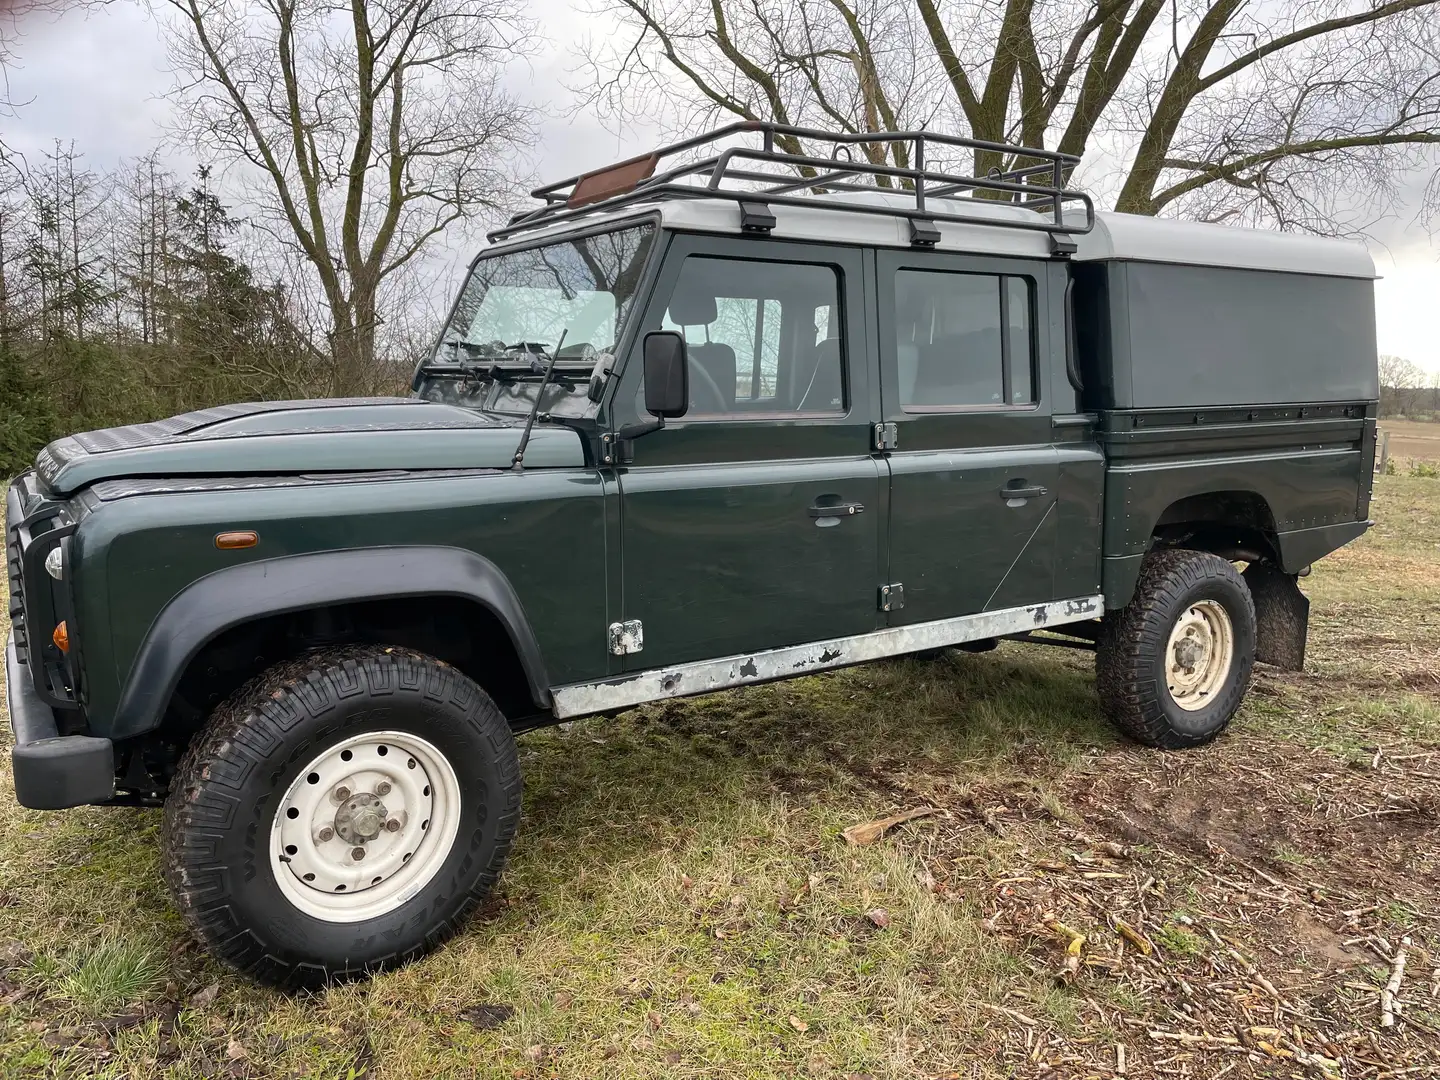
[{"xmin": 4, "ymin": 122, "xmax": 1378, "ymax": 986}]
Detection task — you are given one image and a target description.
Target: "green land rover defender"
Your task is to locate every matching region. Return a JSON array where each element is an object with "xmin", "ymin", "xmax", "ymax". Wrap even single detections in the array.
[{"xmin": 4, "ymin": 123, "xmax": 1378, "ymax": 985}]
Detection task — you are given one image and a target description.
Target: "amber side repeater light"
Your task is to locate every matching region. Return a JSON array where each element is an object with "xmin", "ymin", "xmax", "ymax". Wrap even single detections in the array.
[
  {"xmin": 215, "ymin": 530, "xmax": 259, "ymax": 550},
  {"xmin": 52, "ymin": 621, "xmax": 70, "ymax": 653}
]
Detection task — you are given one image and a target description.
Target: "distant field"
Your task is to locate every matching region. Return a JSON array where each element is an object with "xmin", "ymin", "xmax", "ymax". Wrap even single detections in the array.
[
  {"xmin": 1381, "ymin": 417, "xmax": 1440, "ymax": 463},
  {"xmin": 2, "ymin": 476, "xmax": 1438, "ymax": 1079}
]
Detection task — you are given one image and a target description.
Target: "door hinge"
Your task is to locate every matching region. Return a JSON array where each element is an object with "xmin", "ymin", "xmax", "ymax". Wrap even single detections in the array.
[
  {"xmin": 608, "ymin": 619, "xmax": 644, "ymax": 656},
  {"xmin": 873, "ymin": 422, "xmax": 898, "ymax": 451},
  {"xmin": 600, "ymin": 433, "xmax": 635, "ymax": 467},
  {"xmin": 878, "ymin": 583, "xmax": 905, "ymax": 612}
]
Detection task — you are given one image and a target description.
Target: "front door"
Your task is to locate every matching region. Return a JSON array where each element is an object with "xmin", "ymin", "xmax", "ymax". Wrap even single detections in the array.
[
  {"xmin": 611, "ymin": 236, "xmax": 882, "ymax": 670},
  {"xmin": 875, "ymin": 250, "xmax": 1059, "ymax": 624}
]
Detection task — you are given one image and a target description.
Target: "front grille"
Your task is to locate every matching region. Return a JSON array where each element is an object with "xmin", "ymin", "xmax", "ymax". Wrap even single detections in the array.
[{"xmin": 5, "ymin": 475, "xmax": 77, "ymax": 707}]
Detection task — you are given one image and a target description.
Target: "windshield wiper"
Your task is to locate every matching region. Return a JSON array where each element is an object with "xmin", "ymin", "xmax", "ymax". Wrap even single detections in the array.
[{"xmin": 511, "ymin": 329, "xmax": 568, "ymax": 471}]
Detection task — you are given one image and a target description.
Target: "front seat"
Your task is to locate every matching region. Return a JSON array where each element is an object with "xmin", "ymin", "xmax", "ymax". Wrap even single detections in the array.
[{"xmin": 667, "ymin": 288, "xmax": 735, "ymax": 412}]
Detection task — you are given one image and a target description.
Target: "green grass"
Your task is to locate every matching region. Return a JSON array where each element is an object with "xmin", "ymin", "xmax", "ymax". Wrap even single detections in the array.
[
  {"xmin": 52, "ymin": 941, "xmax": 163, "ymax": 1014},
  {"xmin": 0, "ymin": 475, "xmax": 1438, "ymax": 1078}
]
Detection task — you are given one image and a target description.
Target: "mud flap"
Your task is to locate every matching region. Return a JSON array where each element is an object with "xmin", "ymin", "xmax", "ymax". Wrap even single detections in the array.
[{"xmin": 1243, "ymin": 563, "xmax": 1309, "ymax": 671}]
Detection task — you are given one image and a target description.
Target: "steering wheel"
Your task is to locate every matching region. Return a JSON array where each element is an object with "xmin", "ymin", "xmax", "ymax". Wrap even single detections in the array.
[{"xmin": 688, "ymin": 358, "xmax": 728, "ymax": 414}]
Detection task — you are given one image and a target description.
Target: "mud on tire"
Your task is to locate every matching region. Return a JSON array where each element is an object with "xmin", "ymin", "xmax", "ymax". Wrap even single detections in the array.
[
  {"xmin": 1096, "ymin": 549, "xmax": 1257, "ymax": 749},
  {"xmin": 162, "ymin": 646, "xmax": 522, "ymax": 988}
]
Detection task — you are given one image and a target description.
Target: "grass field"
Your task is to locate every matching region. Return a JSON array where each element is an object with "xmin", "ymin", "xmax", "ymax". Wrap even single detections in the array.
[{"xmin": 1, "ymin": 476, "xmax": 1438, "ymax": 1079}]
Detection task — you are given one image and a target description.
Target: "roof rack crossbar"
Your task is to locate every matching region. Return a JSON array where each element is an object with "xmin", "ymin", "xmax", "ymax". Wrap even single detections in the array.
[{"xmin": 490, "ymin": 121, "xmax": 1094, "ymax": 243}]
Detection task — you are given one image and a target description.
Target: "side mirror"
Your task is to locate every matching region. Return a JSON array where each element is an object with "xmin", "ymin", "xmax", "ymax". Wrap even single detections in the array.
[{"xmin": 642, "ymin": 331, "xmax": 689, "ymax": 418}]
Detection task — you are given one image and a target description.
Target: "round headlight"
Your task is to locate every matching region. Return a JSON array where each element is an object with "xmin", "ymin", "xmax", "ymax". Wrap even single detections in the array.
[{"xmin": 44, "ymin": 547, "xmax": 64, "ymax": 580}]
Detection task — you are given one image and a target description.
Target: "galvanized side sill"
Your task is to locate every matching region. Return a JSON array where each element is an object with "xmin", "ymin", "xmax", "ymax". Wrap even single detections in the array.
[{"xmin": 550, "ymin": 594, "xmax": 1104, "ymax": 720}]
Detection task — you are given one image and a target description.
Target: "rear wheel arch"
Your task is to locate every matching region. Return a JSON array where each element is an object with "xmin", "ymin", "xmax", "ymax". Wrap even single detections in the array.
[
  {"xmin": 111, "ymin": 547, "xmax": 552, "ymax": 746},
  {"xmin": 1149, "ymin": 489, "xmax": 1282, "ymax": 564}
]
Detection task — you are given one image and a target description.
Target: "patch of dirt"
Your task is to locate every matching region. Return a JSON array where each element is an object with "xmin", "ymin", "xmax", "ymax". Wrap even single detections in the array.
[{"xmin": 902, "ymin": 736, "xmax": 1440, "ymax": 1076}]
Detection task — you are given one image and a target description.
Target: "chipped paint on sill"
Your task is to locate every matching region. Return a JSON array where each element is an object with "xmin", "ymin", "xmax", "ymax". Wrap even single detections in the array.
[{"xmin": 549, "ymin": 594, "xmax": 1104, "ymax": 719}]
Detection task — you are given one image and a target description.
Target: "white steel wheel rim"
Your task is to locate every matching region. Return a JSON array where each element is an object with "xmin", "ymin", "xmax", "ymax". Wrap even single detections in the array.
[
  {"xmin": 1165, "ymin": 599, "xmax": 1235, "ymax": 712},
  {"xmin": 270, "ymin": 731, "xmax": 461, "ymax": 923}
]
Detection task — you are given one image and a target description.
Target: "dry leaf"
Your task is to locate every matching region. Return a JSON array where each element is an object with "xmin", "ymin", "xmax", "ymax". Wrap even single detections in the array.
[
  {"xmin": 842, "ymin": 807, "xmax": 937, "ymax": 846},
  {"xmin": 191, "ymin": 982, "xmax": 220, "ymax": 1010},
  {"xmin": 523, "ymin": 1044, "xmax": 545, "ymax": 1062},
  {"xmin": 789, "ymin": 1015, "xmax": 810, "ymax": 1032},
  {"xmin": 866, "ymin": 908, "xmax": 892, "ymax": 929},
  {"xmin": 225, "ymin": 1039, "xmax": 248, "ymax": 1062}
]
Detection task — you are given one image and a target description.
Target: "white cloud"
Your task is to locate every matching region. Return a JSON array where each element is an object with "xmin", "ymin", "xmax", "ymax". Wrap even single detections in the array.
[{"xmin": 1373, "ymin": 244, "xmax": 1440, "ymax": 375}]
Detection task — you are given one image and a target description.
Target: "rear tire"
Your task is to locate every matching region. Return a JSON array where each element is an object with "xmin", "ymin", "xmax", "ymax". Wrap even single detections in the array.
[
  {"xmin": 1096, "ymin": 549, "xmax": 1256, "ymax": 749},
  {"xmin": 162, "ymin": 646, "xmax": 522, "ymax": 988}
]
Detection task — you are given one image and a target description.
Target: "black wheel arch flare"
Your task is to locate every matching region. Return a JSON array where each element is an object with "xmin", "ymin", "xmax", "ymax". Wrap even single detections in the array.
[{"xmin": 109, "ymin": 546, "xmax": 552, "ymax": 741}]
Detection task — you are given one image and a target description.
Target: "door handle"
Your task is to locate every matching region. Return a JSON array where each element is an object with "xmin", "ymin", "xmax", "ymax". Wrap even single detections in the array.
[
  {"xmin": 809, "ymin": 501, "xmax": 865, "ymax": 518},
  {"xmin": 998, "ymin": 484, "xmax": 1048, "ymax": 500}
]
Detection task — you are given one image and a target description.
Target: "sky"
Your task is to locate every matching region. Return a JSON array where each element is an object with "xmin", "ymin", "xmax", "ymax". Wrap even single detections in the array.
[{"xmin": 3, "ymin": 1, "xmax": 1438, "ymax": 375}]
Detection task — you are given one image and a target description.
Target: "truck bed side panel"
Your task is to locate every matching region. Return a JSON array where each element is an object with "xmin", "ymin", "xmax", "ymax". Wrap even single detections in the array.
[{"xmin": 1098, "ymin": 405, "xmax": 1375, "ymax": 607}]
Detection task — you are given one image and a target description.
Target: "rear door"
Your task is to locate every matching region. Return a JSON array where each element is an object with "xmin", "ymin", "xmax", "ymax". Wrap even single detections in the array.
[
  {"xmin": 875, "ymin": 250, "xmax": 1059, "ymax": 623},
  {"xmin": 611, "ymin": 236, "xmax": 883, "ymax": 670}
]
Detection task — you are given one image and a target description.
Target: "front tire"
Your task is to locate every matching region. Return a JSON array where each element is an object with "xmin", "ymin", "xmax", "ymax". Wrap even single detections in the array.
[
  {"xmin": 1096, "ymin": 549, "xmax": 1256, "ymax": 749},
  {"xmin": 162, "ymin": 646, "xmax": 522, "ymax": 988}
]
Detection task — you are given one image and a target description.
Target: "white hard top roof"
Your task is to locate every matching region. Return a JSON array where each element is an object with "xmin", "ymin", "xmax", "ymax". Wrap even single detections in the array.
[{"xmin": 495, "ymin": 189, "xmax": 1377, "ymax": 280}]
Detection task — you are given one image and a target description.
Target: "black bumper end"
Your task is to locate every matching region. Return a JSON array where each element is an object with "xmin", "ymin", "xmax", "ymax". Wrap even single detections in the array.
[{"xmin": 5, "ymin": 632, "xmax": 114, "ymax": 809}]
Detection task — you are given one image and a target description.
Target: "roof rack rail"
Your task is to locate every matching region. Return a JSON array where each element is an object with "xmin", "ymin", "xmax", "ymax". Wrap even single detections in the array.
[{"xmin": 489, "ymin": 121, "xmax": 1094, "ymax": 244}]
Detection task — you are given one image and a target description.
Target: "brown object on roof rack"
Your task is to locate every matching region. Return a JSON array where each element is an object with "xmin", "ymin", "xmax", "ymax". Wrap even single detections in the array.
[{"xmin": 567, "ymin": 153, "xmax": 659, "ymax": 209}]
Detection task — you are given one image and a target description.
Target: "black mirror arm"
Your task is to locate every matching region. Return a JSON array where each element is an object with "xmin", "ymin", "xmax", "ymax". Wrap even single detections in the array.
[{"xmin": 616, "ymin": 416, "xmax": 666, "ymax": 441}]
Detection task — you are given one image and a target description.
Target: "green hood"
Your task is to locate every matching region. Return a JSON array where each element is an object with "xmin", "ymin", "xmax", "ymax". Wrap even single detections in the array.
[{"xmin": 35, "ymin": 397, "xmax": 585, "ymax": 495}]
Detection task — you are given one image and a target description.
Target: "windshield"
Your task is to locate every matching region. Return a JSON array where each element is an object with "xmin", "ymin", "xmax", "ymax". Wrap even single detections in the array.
[{"xmin": 434, "ymin": 224, "xmax": 655, "ymax": 365}]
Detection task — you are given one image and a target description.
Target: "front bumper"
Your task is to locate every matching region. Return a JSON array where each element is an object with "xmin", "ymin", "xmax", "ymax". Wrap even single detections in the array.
[{"xmin": 4, "ymin": 631, "xmax": 113, "ymax": 809}]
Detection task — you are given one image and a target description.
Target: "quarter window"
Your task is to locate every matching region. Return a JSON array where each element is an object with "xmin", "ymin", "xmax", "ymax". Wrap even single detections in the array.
[
  {"xmin": 895, "ymin": 269, "xmax": 1035, "ymax": 409},
  {"xmin": 659, "ymin": 256, "xmax": 844, "ymax": 416}
]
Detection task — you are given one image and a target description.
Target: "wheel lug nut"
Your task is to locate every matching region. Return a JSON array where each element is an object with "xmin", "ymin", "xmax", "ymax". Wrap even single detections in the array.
[
  {"xmin": 376, "ymin": 782, "xmax": 392, "ymax": 796},
  {"xmin": 335, "ymin": 786, "xmax": 351, "ymax": 801},
  {"xmin": 385, "ymin": 818, "xmax": 402, "ymax": 833},
  {"xmin": 318, "ymin": 827, "xmax": 334, "ymax": 842},
  {"xmin": 352, "ymin": 847, "xmax": 366, "ymax": 861}
]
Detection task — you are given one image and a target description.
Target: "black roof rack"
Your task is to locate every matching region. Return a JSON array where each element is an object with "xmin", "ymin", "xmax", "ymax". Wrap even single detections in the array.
[{"xmin": 489, "ymin": 121, "xmax": 1094, "ymax": 244}]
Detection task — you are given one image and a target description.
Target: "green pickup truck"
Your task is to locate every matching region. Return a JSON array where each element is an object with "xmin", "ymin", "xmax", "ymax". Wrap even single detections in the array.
[{"xmin": 4, "ymin": 123, "xmax": 1377, "ymax": 986}]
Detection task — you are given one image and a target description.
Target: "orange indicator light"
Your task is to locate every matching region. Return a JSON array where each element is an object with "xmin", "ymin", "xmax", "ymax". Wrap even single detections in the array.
[{"xmin": 215, "ymin": 531, "xmax": 259, "ymax": 550}]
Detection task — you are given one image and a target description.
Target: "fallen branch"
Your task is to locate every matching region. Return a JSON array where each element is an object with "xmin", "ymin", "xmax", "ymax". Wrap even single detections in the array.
[
  {"xmin": 1381, "ymin": 935, "xmax": 1411, "ymax": 1028},
  {"xmin": 970, "ymin": 1001, "xmax": 1040, "ymax": 1026},
  {"xmin": 1148, "ymin": 1029, "xmax": 1241, "ymax": 1046},
  {"xmin": 841, "ymin": 807, "xmax": 936, "ymax": 846},
  {"xmin": 1113, "ymin": 917, "xmax": 1153, "ymax": 956}
]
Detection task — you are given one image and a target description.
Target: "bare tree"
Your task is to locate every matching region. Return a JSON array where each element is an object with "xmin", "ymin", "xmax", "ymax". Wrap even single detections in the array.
[
  {"xmin": 159, "ymin": 0, "xmax": 536, "ymax": 393},
  {"xmin": 1379, "ymin": 352, "xmax": 1428, "ymax": 415},
  {"xmin": 580, "ymin": 0, "xmax": 1440, "ymax": 231}
]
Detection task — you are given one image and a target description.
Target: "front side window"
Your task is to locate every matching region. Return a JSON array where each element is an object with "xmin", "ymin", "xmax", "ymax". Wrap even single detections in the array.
[
  {"xmin": 895, "ymin": 269, "xmax": 1035, "ymax": 409},
  {"xmin": 657, "ymin": 256, "xmax": 844, "ymax": 417}
]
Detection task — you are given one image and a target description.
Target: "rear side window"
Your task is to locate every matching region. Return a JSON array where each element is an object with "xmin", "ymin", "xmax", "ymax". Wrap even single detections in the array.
[
  {"xmin": 659, "ymin": 256, "xmax": 844, "ymax": 416},
  {"xmin": 895, "ymin": 269, "xmax": 1035, "ymax": 409}
]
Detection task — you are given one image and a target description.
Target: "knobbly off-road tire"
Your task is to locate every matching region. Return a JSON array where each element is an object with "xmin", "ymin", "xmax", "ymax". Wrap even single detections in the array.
[
  {"xmin": 162, "ymin": 646, "xmax": 521, "ymax": 988},
  {"xmin": 1096, "ymin": 549, "xmax": 1256, "ymax": 749}
]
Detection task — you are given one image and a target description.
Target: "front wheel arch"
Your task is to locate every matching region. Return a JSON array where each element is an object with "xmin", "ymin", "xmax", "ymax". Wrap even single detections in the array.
[{"xmin": 110, "ymin": 546, "xmax": 552, "ymax": 743}]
